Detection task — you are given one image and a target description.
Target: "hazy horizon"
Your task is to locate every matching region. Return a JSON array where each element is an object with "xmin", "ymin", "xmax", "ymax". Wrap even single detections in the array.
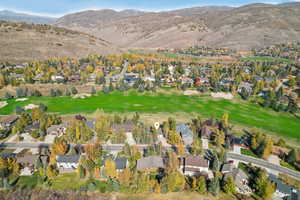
[{"xmin": 0, "ymin": 0, "xmax": 299, "ymax": 18}]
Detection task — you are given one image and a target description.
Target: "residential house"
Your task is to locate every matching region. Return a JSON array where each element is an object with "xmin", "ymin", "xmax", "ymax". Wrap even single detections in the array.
[
  {"xmin": 137, "ymin": 156, "xmax": 164, "ymax": 171},
  {"xmin": 272, "ymin": 146, "xmax": 291, "ymax": 158},
  {"xmin": 112, "ymin": 120, "xmax": 135, "ymax": 133},
  {"xmin": 269, "ymin": 174, "xmax": 300, "ymax": 200},
  {"xmin": 51, "ymin": 74, "xmax": 65, "ymax": 82},
  {"xmin": 46, "ymin": 123, "xmax": 68, "ymax": 137},
  {"xmin": 16, "ymin": 154, "xmax": 38, "ymax": 176},
  {"xmin": 56, "ymin": 154, "xmax": 80, "ymax": 169},
  {"xmin": 24, "ymin": 122, "xmax": 40, "ymax": 134},
  {"xmin": 224, "ymin": 168, "xmax": 252, "ymax": 195},
  {"xmin": 180, "ymin": 155, "xmax": 209, "ymax": 176},
  {"xmin": 221, "ymin": 163, "xmax": 235, "ymax": 174},
  {"xmin": 238, "ymin": 82, "xmax": 253, "ymax": 94},
  {"xmin": 176, "ymin": 123, "xmax": 193, "ymax": 146},
  {"xmin": 115, "ymin": 158, "xmax": 129, "ymax": 172},
  {"xmin": 124, "ymin": 73, "xmax": 139, "ymax": 86},
  {"xmin": 0, "ymin": 115, "xmax": 19, "ymax": 129}
]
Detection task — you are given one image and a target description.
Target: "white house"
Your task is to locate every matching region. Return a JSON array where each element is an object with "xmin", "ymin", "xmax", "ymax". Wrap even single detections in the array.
[
  {"xmin": 180, "ymin": 155, "xmax": 209, "ymax": 176},
  {"xmin": 56, "ymin": 155, "xmax": 80, "ymax": 169}
]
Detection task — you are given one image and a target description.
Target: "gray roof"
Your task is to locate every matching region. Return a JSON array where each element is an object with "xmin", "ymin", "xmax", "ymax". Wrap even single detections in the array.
[
  {"xmin": 137, "ymin": 156, "xmax": 164, "ymax": 170},
  {"xmin": 115, "ymin": 158, "xmax": 128, "ymax": 170},
  {"xmin": 176, "ymin": 123, "xmax": 193, "ymax": 145},
  {"xmin": 225, "ymin": 168, "xmax": 248, "ymax": 185},
  {"xmin": 269, "ymin": 174, "xmax": 300, "ymax": 199},
  {"xmin": 85, "ymin": 120, "xmax": 96, "ymax": 130},
  {"xmin": 221, "ymin": 163, "xmax": 234, "ymax": 173},
  {"xmin": 56, "ymin": 154, "xmax": 80, "ymax": 163}
]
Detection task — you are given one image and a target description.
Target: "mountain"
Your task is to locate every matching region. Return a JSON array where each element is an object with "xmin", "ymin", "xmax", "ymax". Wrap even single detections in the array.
[
  {"xmin": 0, "ymin": 21, "xmax": 120, "ymax": 63},
  {"xmin": 54, "ymin": 3, "xmax": 300, "ymax": 50},
  {"xmin": 0, "ymin": 10, "xmax": 56, "ymax": 24}
]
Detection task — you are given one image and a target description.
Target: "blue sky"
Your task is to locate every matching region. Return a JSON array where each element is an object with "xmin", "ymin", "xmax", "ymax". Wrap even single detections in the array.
[{"xmin": 0, "ymin": 0, "xmax": 298, "ymax": 17}]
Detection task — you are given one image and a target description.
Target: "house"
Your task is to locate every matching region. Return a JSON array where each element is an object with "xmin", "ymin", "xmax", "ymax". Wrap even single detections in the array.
[
  {"xmin": 0, "ymin": 153, "xmax": 16, "ymax": 159},
  {"xmin": 0, "ymin": 115, "xmax": 19, "ymax": 129},
  {"xmin": 46, "ymin": 123, "xmax": 68, "ymax": 137},
  {"xmin": 180, "ymin": 155, "xmax": 209, "ymax": 176},
  {"xmin": 56, "ymin": 154, "xmax": 80, "ymax": 169},
  {"xmin": 137, "ymin": 156, "xmax": 164, "ymax": 171},
  {"xmin": 238, "ymin": 82, "xmax": 253, "ymax": 94},
  {"xmin": 51, "ymin": 74, "xmax": 65, "ymax": 82},
  {"xmin": 224, "ymin": 168, "xmax": 252, "ymax": 195},
  {"xmin": 16, "ymin": 154, "xmax": 38, "ymax": 176},
  {"xmin": 272, "ymin": 146, "xmax": 291, "ymax": 158},
  {"xmin": 231, "ymin": 136, "xmax": 249, "ymax": 149},
  {"xmin": 112, "ymin": 120, "xmax": 135, "ymax": 133},
  {"xmin": 269, "ymin": 174, "xmax": 300, "ymax": 200},
  {"xmin": 176, "ymin": 123, "xmax": 193, "ymax": 146},
  {"xmin": 221, "ymin": 163, "xmax": 234, "ymax": 174},
  {"xmin": 24, "ymin": 122, "xmax": 40, "ymax": 134},
  {"xmin": 115, "ymin": 158, "xmax": 129, "ymax": 172},
  {"xmin": 85, "ymin": 120, "xmax": 96, "ymax": 131},
  {"xmin": 124, "ymin": 73, "xmax": 139, "ymax": 86}
]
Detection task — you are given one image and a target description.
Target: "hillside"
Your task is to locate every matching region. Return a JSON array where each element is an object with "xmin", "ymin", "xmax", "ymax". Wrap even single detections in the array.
[
  {"xmin": 0, "ymin": 10, "xmax": 56, "ymax": 24},
  {"xmin": 0, "ymin": 21, "xmax": 120, "ymax": 63},
  {"xmin": 53, "ymin": 3, "xmax": 300, "ymax": 50}
]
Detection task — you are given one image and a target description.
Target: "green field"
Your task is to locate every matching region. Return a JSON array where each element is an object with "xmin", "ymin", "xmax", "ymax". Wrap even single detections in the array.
[
  {"xmin": 240, "ymin": 56, "xmax": 294, "ymax": 63},
  {"xmin": 1, "ymin": 91, "xmax": 300, "ymax": 140}
]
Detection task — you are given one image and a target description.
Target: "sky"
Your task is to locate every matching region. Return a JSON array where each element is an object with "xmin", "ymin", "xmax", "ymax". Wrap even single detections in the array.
[{"xmin": 0, "ymin": 0, "xmax": 299, "ymax": 17}]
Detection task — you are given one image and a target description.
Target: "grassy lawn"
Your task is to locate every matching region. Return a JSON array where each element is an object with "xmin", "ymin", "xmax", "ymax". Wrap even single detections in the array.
[
  {"xmin": 16, "ymin": 174, "xmax": 39, "ymax": 189},
  {"xmin": 241, "ymin": 149, "xmax": 260, "ymax": 158},
  {"xmin": 1, "ymin": 91, "xmax": 300, "ymax": 140},
  {"xmin": 240, "ymin": 56, "xmax": 294, "ymax": 63},
  {"xmin": 50, "ymin": 172, "xmax": 86, "ymax": 190}
]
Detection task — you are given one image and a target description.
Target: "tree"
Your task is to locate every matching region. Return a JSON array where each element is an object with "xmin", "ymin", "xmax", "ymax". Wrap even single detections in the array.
[
  {"xmin": 214, "ymin": 130, "xmax": 225, "ymax": 147},
  {"xmin": 71, "ymin": 87, "xmax": 78, "ymax": 95},
  {"xmin": 262, "ymin": 138, "xmax": 273, "ymax": 160},
  {"xmin": 286, "ymin": 149, "xmax": 296, "ymax": 164},
  {"xmin": 52, "ymin": 138, "xmax": 69, "ymax": 155},
  {"xmin": 77, "ymin": 165, "xmax": 86, "ymax": 179},
  {"xmin": 104, "ymin": 158, "xmax": 117, "ymax": 178},
  {"xmin": 91, "ymin": 86, "xmax": 96, "ymax": 95},
  {"xmin": 46, "ymin": 165, "xmax": 58, "ymax": 178},
  {"xmin": 118, "ymin": 168, "xmax": 131, "ymax": 187},
  {"xmin": 4, "ymin": 92, "xmax": 13, "ymax": 100},
  {"xmin": 197, "ymin": 176, "xmax": 207, "ymax": 194},
  {"xmin": 221, "ymin": 113, "xmax": 229, "ymax": 129},
  {"xmin": 85, "ymin": 142, "xmax": 102, "ymax": 163},
  {"xmin": 223, "ymin": 176, "xmax": 236, "ymax": 194},
  {"xmin": 262, "ymin": 181, "xmax": 276, "ymax": 200},
  {"xmin": 177, "ymin": 141, "xmax": 185, "ymax": 156},
  {"xmin": 166, "ymin": 171, "xmax": 185, "ymax": 192},
  {"xmin": 208, "ymin": 177, "xmax": 220, "ymax": 196}
]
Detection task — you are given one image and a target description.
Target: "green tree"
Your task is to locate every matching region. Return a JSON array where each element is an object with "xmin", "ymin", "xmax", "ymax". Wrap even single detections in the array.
[
  {"xmin": 208, "ymin": 177, "xmax": 220, "ymax": 196},
  {"xmin": 223, "ymin": 176, "xmax": 236, "ymax": 194},
  {"xmin": 197, "ymin": 176, "xmax": 207, "ymax": 194},
  {"xmin": 286, "ymin": 149, "xmax": 296, "ymax": 164}
]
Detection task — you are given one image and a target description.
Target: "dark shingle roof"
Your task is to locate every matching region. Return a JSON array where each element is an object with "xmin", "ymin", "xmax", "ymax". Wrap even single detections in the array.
[
  {"xmin": 181, "ymin": 155, "xmax": 209, "ymax": 168},
  {"xmin": 137, "ymin": 156, "xmax": 164, "ymax": 170},
  {"xmin": 115, "ymin": 158, "xmax": 128, "ymax": 170},
  {"xmin": 56, "ymin": 154, "xmax": 80, "ymax": 163}
]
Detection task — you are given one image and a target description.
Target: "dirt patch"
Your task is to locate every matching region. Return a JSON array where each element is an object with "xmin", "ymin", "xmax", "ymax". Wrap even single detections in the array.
[{"xmin": 211, "ymin": 92, "xmax": 234, "ymax": 100}]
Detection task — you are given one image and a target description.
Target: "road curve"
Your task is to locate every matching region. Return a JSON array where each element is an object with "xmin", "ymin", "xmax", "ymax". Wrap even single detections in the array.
[{"xmin": 227, "ymin": 152, "xmax": 300, "ymax": 180}]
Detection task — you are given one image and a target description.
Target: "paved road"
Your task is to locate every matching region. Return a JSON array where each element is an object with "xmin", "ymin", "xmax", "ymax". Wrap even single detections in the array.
[
  {"xmin": 227, "ymin": 152, "xmax": 300, "ymax": 180},
  {"xmin": 0, "ymin": 142, "xmax": 149, "ymax": 151}
]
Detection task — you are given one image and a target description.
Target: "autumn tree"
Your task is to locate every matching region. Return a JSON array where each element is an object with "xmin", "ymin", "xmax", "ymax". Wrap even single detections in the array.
[
  {"xmin": 118, "ymin": 168, "xmax": 131, "ymax": 187},
  {"xmin": 52, "ymin": 137, "xmax": 69, "ymax": 155},
  {"xmin": 166, "ymin": 171, "xmax": 185, "ymax": 192},
  {"xmin": 46, "ymin": 165, "xmax": 58, "ymax": 178},
  {"xmin": 262, "ymin": 137, "xmax": 273, "ymax": 160},
  {"xmin": 104, "ymin": 158, "xmax": 117, "ymax": 178}
]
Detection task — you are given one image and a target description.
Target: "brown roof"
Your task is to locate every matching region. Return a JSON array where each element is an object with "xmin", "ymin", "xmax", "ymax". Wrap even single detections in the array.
[
  {"xmin": 272, "ymin": 146, "xmax": 291, "ymax": 156},
  {"xmin": 0, "ymin": 115, "xmax": 18, "ymax": 124},
  {"xmin": 17, "ymin": 154, "xmax": 38, "ymax": 166},
  {"xmin": 182, "ymin": 155, "xmax": 209, "ymax": 168},
  {"xmin": 112, "ymin": 120, "xmax": 135, "ymax": 133}
]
